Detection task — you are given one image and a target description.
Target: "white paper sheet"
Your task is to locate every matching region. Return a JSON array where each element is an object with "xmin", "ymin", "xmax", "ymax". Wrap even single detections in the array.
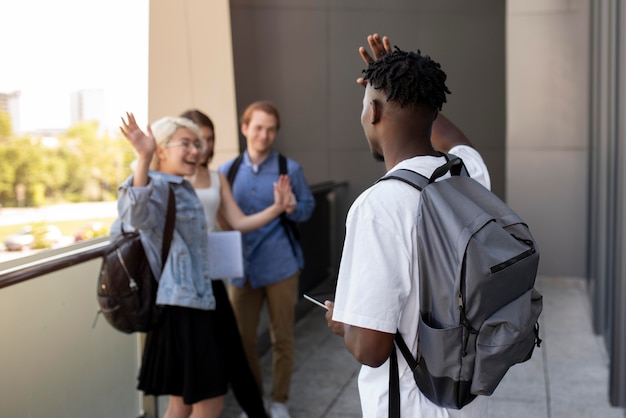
[{"xmin": 207, "ymin": 230, "xmax": 244, "ymax": 279}]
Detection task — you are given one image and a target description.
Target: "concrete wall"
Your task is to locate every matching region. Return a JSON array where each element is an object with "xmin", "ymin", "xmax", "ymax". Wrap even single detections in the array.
[
  {"xmin": 229, "ymin": 0, "xmax": 506, "ymax": 200},
  {"xmin": 147, "ymin": 0, "xmax": 590, "ymax": 277},
  {"xmin": 506, "ymin": 0, "xmax": 590, "ymax": 276},
  {"xmin": 148, "ymin": 0, "xmax": 240, "ymax": 167},
  {"xmin": 228, "ymin": 0, "xmax": 506, "ymax": 268}
]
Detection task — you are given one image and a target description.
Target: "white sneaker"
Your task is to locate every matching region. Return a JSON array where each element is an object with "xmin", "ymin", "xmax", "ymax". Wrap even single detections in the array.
[{"xmin": 269, "ymin": 402, "xmax": 291, "ymax": 418}]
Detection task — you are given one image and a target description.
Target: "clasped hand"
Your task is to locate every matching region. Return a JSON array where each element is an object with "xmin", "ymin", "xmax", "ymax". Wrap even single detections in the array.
[{"xmin": 273, "ymin": 175, "xmax": 296, "ymax": 214}]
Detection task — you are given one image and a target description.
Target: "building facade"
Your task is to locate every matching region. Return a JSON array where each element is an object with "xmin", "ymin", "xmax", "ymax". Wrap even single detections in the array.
[{"xmin": 144, "ymin": 0, "xmax": 626, "ymax": 407}]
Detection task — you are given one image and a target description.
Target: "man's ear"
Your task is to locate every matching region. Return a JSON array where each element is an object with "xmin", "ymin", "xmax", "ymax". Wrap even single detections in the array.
[
  {"xmin": 370, "ymin": 99, "xmax": 382, "ymax": 125},
  {"xmin": 240, "ymin": 123, "xmax": 248, "ymax": 137}
]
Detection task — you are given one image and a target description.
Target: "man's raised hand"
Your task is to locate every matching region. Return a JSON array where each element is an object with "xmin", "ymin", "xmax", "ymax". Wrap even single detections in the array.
[{"xmin": 356, "ymin": 33, "xmax": 393, "ymax": 86}]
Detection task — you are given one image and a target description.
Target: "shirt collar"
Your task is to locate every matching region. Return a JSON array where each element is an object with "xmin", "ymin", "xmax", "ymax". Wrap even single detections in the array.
[{"xmin": 243, "ymin": 150, "xmax": 277, "ymax": 173}]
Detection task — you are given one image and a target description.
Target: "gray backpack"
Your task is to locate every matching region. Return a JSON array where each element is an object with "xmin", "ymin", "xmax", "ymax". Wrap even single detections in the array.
[{"xmin": 379, "ymin": 154, "xmax": 542, "ymax": 413}]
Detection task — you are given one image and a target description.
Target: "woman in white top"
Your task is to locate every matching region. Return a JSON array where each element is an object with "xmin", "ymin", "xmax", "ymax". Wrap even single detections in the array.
[
  {"xmin": 182, "ymin": 109, "xmax": 292, "ymax": 418},
  {"xmin": 184, "ymin": 109, "xmax": 295, "ymax": 232}
]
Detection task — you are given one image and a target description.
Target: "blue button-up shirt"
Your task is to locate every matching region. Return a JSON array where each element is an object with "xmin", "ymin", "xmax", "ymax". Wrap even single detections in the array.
[
  {"xmin": 113, "ymin": 171, "xmax": 215, "ymax": 310},
  {"xmin": 218, "ymin": 151, "xmax": 315, "ymax": 288}
]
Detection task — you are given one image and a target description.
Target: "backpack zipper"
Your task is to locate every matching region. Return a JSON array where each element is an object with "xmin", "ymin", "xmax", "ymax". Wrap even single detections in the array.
[
  {"xmin": 458, "ymin": 291, "xmax": 477, "ymax": 356},
  {"xmin": 115, "ymin": 248, "xmax": 138, "ymax": 291},
  {"xmin": 490, "ymin": 236, "xmax": 536, "ymax": 274}
]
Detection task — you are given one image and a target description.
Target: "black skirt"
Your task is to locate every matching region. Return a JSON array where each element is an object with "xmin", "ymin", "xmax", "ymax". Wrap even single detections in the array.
[{"xmin": 137, "ymin": 297, "xmax": 228, "ymax": 404}]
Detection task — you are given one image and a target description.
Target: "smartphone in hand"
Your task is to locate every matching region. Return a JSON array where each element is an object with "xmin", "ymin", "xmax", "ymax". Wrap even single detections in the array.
[{"xmin": 303, "ymin": 294, "xmax": 328, "ymax": 310}]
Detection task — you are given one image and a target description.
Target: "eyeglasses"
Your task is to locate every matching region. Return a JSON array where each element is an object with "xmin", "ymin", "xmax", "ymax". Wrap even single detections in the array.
[{"xmin": 165, "ymin": 140, "xmax": 206, "ymax": 154}]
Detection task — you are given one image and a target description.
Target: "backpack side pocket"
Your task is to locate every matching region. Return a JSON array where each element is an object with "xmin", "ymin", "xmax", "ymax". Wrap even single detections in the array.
[
  {"xmin": 413, "ymin": 313, "xmax": 475, "ymax": 409},
  {"xmin": 472, "ymin": 288, "xmax": 543, "ymax": 395}
]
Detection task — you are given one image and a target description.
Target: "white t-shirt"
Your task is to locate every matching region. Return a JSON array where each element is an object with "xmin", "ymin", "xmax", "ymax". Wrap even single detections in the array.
[
  {"xmin": 194, "ymin": 170, "xmax": 221, "ymax": 232},
  {"xmin": 332, "ymin": 146, "xmax": 491, "ymax": 418}
]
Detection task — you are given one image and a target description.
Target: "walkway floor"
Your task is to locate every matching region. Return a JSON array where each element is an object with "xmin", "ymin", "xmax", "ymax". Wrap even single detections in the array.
[{"xmin": 222, "ymin": 276, "xmax": 626, "ymax": 418}]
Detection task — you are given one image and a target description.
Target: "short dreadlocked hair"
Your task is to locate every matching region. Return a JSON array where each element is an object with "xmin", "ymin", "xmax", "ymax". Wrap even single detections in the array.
[{"xmin": 363, "ymin": 47, "xmax": 451, "ymax": 110}]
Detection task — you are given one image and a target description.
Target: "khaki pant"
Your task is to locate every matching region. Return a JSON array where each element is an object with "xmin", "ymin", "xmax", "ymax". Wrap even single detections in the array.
[{"xmin": 228, "ymin": 272, "xmax": 299, "ymax": 403}]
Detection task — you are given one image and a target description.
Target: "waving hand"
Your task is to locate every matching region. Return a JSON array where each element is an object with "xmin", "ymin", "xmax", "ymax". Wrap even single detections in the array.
[
  {"xmin": 120, "ymin": 112, "xmax": 154, "ymax": 186},
  {"xmin": 356, "ymin": 33, "xmax": 393, "ymax": 86}
]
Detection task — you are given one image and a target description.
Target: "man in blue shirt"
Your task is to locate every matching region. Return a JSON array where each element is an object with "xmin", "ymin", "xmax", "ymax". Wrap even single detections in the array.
[{"xmin": 218, "ymin": 101, "xmax": 315, "ymax": 418}]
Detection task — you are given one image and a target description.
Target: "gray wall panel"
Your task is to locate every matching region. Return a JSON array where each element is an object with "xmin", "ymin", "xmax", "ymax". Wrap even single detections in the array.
[
  {"xmin": 231, "ymin": 0, "xmax": 506, "ymax": 200},
  {"xmin": 230, "ymin": 7, "xmax": 329, "ymax": 155},
  {"xmin": 230, "ymin": 0, "xmax": 506, "ymax": 272}
]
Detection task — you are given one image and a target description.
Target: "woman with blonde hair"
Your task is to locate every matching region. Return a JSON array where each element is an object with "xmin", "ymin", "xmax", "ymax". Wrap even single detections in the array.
[{"xmin": 116, "ymin": 113, "xmax": 291, "ymax": 418}]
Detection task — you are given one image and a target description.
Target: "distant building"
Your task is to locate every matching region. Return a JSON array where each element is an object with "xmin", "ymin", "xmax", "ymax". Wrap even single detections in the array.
[
  {"xmin": 70, "ymin": 89, "xmax": 105, "ymax": 134},
  {"xmin": 0, "ymin": 91, "xmax": 21, "ymax": 134}
]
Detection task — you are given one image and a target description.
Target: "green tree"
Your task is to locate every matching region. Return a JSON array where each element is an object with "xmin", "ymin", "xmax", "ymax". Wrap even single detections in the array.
[
  {"xmin": 0, "ymin": 142, "xmax": 18, "ymax": 202},
  {"xmin": 0, "ymin": 120, "xmax": 135, "ymax": 207},
  {"xmin": 0, "ymin": 136, "xmax": 65, "ymax": 207},
  {"xmin": 41, "ymin": 149, "xmax": 70, "ymax": 201},
  {"xmin": 0, "ymin": 137, "xmax": 33, "ymax": 205},
  {"xmin": 63, "ymin": 121, "xmax": 134, "ymax": 201},
  {"xmin": 13, "ymin": 139, "xmax": 46, "ymax": 206},
  {"xmin": 0, "ymin": 109, "xmax": 12, "ymax": 139}
]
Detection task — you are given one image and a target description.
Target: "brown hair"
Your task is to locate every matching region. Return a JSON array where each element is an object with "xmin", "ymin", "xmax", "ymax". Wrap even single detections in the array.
[
  {"xmin": 240, "ymin": 101, "xmax": 280, "ymax": 130},
  {"xmin": 180, "ymin": 109, "xmax": 215, "ymax": 133}
]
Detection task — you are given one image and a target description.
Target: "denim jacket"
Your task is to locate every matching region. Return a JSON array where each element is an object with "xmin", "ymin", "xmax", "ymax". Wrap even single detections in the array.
[{"xmin": 114, "ymin": 171, "xmax": 215, "ymax": 310}]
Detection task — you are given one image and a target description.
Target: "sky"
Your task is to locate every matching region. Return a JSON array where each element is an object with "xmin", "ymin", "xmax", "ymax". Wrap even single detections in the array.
[{"xmin": 0, "ymin": 0, "xmax": 149, "ymax": 134}]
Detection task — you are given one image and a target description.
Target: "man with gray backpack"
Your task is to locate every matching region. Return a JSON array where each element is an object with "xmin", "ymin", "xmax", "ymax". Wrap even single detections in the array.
[{"xmin": 325, "ymin": 34, "xmax": 541, "ymax": 417}]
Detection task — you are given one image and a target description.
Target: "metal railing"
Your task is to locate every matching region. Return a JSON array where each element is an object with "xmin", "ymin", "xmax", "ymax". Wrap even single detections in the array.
[{"xmin": 0, "ymin": 239, "xmax": 110, "ymax": 289}]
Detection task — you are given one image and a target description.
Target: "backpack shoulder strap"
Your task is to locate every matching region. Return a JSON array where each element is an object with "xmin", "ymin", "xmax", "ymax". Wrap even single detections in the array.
[
  {"xmin": 278, "ymin": 153, "xmax": 287, "ymax": 175},
  {"xmin": 429, "ymin": 153, "xmax": 468, "ymax": 183},
  {"xmin": 162, "ymin": 186, "xmax": 176, "ymax": 270},
  {"xmin": 378, "ymin": 154, "xmax": 471, "ymax": 189},
  {"xmin": 226, "ymin": 154, "xmax": 245, "ymax": 185},
  {"xmin": 378, "ymin": 169, "xmax": 429, "ymax": 191},
  {"xmin": 277, "ymin": 153, "xmax": 300, "ymax": 255},
  {"xmin": 389, "ymin": 332, "xmax": 418, "ymax": 418}
]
